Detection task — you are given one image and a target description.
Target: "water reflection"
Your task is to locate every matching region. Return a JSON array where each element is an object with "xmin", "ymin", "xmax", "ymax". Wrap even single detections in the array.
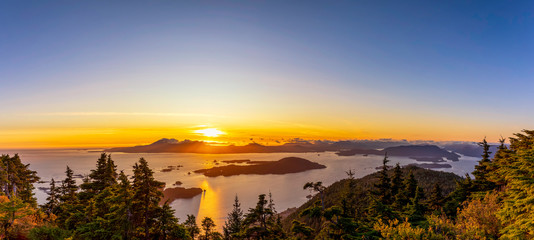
[{"xmin": 196, "ymin": 180, "xmax": 222, "ymax": 228}]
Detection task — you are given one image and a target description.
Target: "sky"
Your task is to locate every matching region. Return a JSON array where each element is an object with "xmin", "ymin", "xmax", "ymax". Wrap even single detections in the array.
[{"xmin": 1, "ymin": 1, "xmax": 533, "ymax": 148}]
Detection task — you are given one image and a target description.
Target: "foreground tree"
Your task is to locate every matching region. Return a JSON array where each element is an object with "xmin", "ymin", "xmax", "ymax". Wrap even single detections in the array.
[
  {"xmin": 223, "ymin": 195, "xmax": 244, "ymax": 239},
  {"xmin": 131, "ymin": 158, "xmax": 165, "ymax": 239},
  {"xmin": 184, "ymin": 215, "xmax": 200, "ymax": 240},
  {"xmin": 497, "ymin": 130, "xmax": 534, "ymax": 239},
  {"xmin": 0, "ymin": 154, "xmax": 40, "ymax": 207},
  {"xmin": 473, "ymin": 138, "xmax": 495, "ymax": 191},
  {"xmin": 201, "ymin": 217, "xmax": 222, "ymax": 240},
  {"xmin": 42, "ymin": 178, "xmax": 60, "ymax": 219}
]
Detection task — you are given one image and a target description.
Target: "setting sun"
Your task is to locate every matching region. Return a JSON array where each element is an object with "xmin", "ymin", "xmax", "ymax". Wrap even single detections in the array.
[{"xmin": 194, "ymin": 128, "xmax": 225, "ymax": 137}]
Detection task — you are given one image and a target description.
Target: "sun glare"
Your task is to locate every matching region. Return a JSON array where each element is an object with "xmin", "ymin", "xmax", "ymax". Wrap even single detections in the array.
[{"xmin": 194, "ymin": 128, "xmax": 225, "ymax": 137}]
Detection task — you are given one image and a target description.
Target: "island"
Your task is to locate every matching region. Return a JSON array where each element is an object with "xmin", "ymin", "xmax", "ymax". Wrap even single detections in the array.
[
  {"xmin": 222, "ymin": 159, "xmax": 251, "ymax": 164},
  {"xmin": 193, "ymin": 157, "xmax": 326, "ymax": 177},
  {"xmin": 336, "ymin": 145, "xmax": 460, "ymax": 161},
  {"xmin": 160, "ymin": 187, "xmax": 203, "ymax": 204},
  {"xmin": 407, "ymin": 163, "xmax": 453, "ymax": 169}
]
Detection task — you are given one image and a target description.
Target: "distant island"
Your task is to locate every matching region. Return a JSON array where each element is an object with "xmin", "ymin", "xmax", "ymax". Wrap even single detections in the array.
[
  {"xmin": 336, "ymin": 145, "xmax": 461, "ymax": 161},
  {"xmin": 105, "ymin": 138, "xmax": 476, "ymax": 159},
  {"xmin": 193, "ymin": 157, "xmax": 326, "ymax": 177},
  {"xmin": 160, "ymin": 187, "xmax": 203, "ymax": 204}
]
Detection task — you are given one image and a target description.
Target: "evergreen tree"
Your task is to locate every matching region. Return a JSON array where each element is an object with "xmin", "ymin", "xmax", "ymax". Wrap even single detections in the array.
[
  {"xmin": 303, "ymin": 182, "xmax": 326, "ymax": 211},
  {"xmin": 406, "ymin": 186, "xmax": 426, "ymax": 224},
  {"xmin": 488, "ymin": 137, "xmax": 513, "ymax": 187},
  {"xmin": 291, "ymin": 220, "xmax": 314, "ymax": 239},
  {"xmin": 428, "ymin": 183, "xmax": 443, "ymax": 210},
  {"xmin": 184, "ymin": 214, "xmax": 200, "ymax": 239},
  {"xmin": 131, "ymin": 158, "xmax": 165, "ymax": 239},
  {"xmin": 223, "ymin": 195, "xmax": 244, "ymax": 239},
  {"xmin": 81, "ymin": 153, "xmax": 118, "ymax": 199},
  {"xmin": 201, "ymin": 217, "xmax": 219, "ymax": 240},
  {"xmin": 0, "ymin": 154, "xmax": 40, "ymax": 207},
  {"xmin": 42, "ymin": 178, "xmax": 60, "ymax": 218},
  {"xmin": 114, "ymin": 171, "xmax": 134, "ymax": 240},
  {"xmin": 60, "ymin": 166, "xmax": 78, "ymax": 203},
  {"xmin": 243, "ymin": 194, "xmax": 275, "ymax": 239},
  {"xmin": 372, "ymin": 154, "xmax": 392, "ymax": 204},
  {"xmin": 393, "ymin": 170, "xmax": 417, "ymax": 210},
  {"xmin": 473, "ymin": 138, "xmax": 495, "ymax": 191},
  {"xmin": 390, "ymin": 163, "xmax": 403, "ymax": 197},
  {"xmin": 496, "ymin": 130, "xmax": 534, "ymax": 238},
  {"xmin": 443, "ymin": 174, "xmax": 474, "ymax": 218},
  {"xmin": 156, "ymin": 203, "xmax": 182, "ymax": 240}
]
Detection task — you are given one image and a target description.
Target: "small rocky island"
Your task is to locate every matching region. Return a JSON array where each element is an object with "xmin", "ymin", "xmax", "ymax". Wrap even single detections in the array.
[
  {"xmin": 194, "ymin": 157, "xmax": 326, "ymax": 177},
  {"xmin": 160, "ymin": 187, "xmax": 203, "ymax": 204}
]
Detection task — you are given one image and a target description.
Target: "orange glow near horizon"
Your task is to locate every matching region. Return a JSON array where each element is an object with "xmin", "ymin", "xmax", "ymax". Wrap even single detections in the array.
[
  {"xmin": 193, "ymin": 128, "xmax": 225, "ymax": 138},
  {"xmin": 0, "ymin": 111, "xmax": 520, "ymax": 149},
  {"xmin": 0, "ymin": 121, "xmax": 515, "ymax": 150}
]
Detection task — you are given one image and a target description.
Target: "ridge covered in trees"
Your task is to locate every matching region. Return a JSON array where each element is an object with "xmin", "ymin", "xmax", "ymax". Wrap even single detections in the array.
[{"xmin": 1, "ymin": 130, "xmax": 534, "ymax": 239}]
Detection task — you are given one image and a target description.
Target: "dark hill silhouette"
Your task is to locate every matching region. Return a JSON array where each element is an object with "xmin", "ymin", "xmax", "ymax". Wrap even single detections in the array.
[
  {"xmin": 106, "ymin": 138, "xmax": 440, "ymax": 154},
  {"xmin": 107, "ymin": 139, "xmax": 468, "ymax": 162},
  {"xmin": 442, "ymin": 142, "xmax": 498, "ymax": 158},
  {"xmin": 336, "ymin": 144, "xmax": 460, "ymax": 161},
  {"xmin": 193, "ymin": 157, "xmax": 326, "ymax": 177},
  {"xmin": 282, "ymin": 165, "xmax": 462, "ymax": 231}
]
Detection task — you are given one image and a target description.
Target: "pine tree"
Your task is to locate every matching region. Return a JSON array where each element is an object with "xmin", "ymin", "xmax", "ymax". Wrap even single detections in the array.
[
  {"xmin": 373, "ymin": 154, "xmax": 392, "ymax": 204},
  {"xmin": 391, "ymin": 163, "xmax": 403, "ymax": 198},
  {"xmin": 473, "ymin": 138, "xmax": 495, "ymax": 191},
  {"xmin": 429, "ymin": 183, "xmax": 443, "ymax": 210},
  {"xmin": 496, "ymin": 130, "xmax": 534, "ymax": 238},
  {"xmin": 0, "ymin": 154, "xmax": 40, "ymax": 207},
  {"xmin": 406, "ymin": 186, "xmax": 426, "ymax": 224},
  {"xmin": 82, "ymin": 153, "xmax": 118, "ymax": 198},
  {"xmin": 243, "ymin": 194, "xmax": 274, "ymax": 239},
  {"xmin": 201, "ymin": 217, "xmax": 218, "ymax": 240},
  {"xmin": 393, "ymin": 170, "xmax": 417, "ymax": 210},
  {"xmin": 42, "ymin": 178, "xmax": 60, "ymax": 218},
  {"xmin": 488, "ymin": 137, "xmax": 513, "ymax": 187},
  {"xmin": 60, "ymin": 166, "xmax": 78, "ymax": 203},
  {"xmin": 131, "ymin": 158, "xmax": 165, "ymax": 239},
  {"xmin": 156, "ymin": 203, "xmax": 180, "ymax": 240},
  {"xmin": 223, "ymin": 195, "xmax": 244, "ymax": 239},
  {"xmin": 184, "ymin": 214, "xmax": 200, "ymax": 239},
  {"xmin": 303, "ymin": 182, "xmax": 326, "ymax": 211},
  {"xmin": 443, "ymin": 174, "xmax": 474, "ymax": 218},
  {"xmin": 114, "ymin": 171, "xmax": 133, "ymax": 240},
  {"xmin": 291, "ymin": 220, "xmax": 314, "ymax": 239}
]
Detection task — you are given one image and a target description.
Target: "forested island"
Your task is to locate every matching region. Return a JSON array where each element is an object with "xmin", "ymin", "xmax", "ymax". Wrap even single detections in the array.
[
  {"xmin": 193, "ymin": 157, "xmax": 326, "ymax": 177},
  {"xmin": 1, "ymin": 130, "xmax": 534, "ymax": 239},
  {"xmin": 336, "ymin": 145, "xmax": 461, "ymax": 161}
]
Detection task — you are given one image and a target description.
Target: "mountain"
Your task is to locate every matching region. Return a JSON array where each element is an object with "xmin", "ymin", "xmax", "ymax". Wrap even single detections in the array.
[{"xmin": 107, "ymin": 139, "xmax": 477, "ymax": 162}]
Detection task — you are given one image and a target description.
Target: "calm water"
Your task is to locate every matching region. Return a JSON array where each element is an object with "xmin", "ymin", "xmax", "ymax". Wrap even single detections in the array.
[{"xmin": 4, "ymin": 149, "xmax": 479, "ymax": 229}]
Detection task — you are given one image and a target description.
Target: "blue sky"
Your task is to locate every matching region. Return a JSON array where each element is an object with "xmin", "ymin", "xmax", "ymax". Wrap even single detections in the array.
[{"xmin": 0, "ymin": 1, "xmax": 533, "ymax": 147}]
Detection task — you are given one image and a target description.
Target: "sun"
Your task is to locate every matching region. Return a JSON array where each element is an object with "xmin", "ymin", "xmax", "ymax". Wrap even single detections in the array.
[{"xmin": 194, "ymin": 128, "xmax": 225, "ymax": 137}]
